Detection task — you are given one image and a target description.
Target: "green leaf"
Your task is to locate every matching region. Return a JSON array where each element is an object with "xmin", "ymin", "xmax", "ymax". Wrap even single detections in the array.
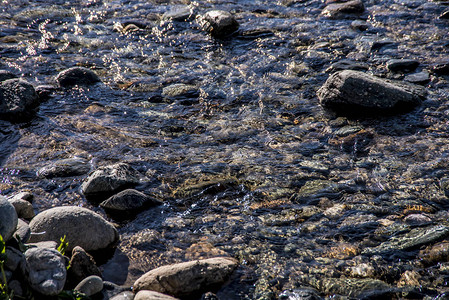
[
  {"xmin": 57, "ymin": 235, "xmax": 69, "ymax": 256},
  {"xmin": 0, "ymin": 234, "xmax": 5, "ymax": 255}
]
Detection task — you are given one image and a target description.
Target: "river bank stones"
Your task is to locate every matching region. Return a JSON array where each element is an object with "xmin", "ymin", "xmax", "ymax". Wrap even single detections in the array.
[
  {"xmin": 198, "ymin": 10, "xmax": 239, "ymax": 38},
  {"xmin": 55, "ymin": 67, "xmax": 101, "ymax": 87},
  {"xmin": 28, "ymin": 206, "xmax": 118, "ymax": 252},
  {"xmin": 133, "ymin": 257, "xmax": 238, "ymax": 297},
  {"xmin": 0, "ymin": 78, "xmax": 39, "ymax": 121},
  {"xmin": 24, "ymin": 247, "xmax": 67, "ymax": 296},
  {"xmin": 0, "ymin": 196, "xmax": 18, "ymax": 241},
  {"xmin": 317, "ymin": 70, "xmax": 423, "ymax": 115},
  {"xmin": 81, "ymin": 163, "xmax": 142, "ymax": 200}
]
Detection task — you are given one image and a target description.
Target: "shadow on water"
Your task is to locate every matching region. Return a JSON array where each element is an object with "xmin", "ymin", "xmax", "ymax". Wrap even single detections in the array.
[{"xmin": 0, "ymin": 120, "xmax": 20, "ymax": 169}]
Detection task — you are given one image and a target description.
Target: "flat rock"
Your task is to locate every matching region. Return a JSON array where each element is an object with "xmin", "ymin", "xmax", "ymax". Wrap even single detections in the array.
[
  {"xmin": 100, "ymin": 189, "xmax": 162, "ymax": 218},
  {"xmin": 198, "ymin": 10, "xmax": 239, "ymax": 38},
  {"xmin": 404, "ymin": 71, "xmax": 430, "ymax": 85},
  {"xmin": 317, "ymin": 70, "xmax": 423, "ymax": 115},
  {"xmin": 162, "ymin": 6, "xmax": 192, "ymax": 21},
  {"xmin": 386, "ymin": 59, "xmax": 420, "ymax": 73},
  {"xmin": 0, "ymin": 195, "xmax": 18, "ymax": 241},
  {"xmin": 24, "ymin": 247, "xmax": 67, "ymax": 296},
  {"xmin": 135, "ymin": 290, "xmax": 179, "ymax": 300},
  {"xmin": 75, "ymin": 275, "xmax": 104, "ymax": 297},
  {"xmin": 0, "ymin": 78, "xmax": 39, "ymax": 121},
  {"xmin": 81, "ymin": 163, "xmax": 142, "ymax": 201},
  {"xmin": 162, "ymin": 84, "xmax": 199, "ymax": 99},
  {"xmin": 133, "ymin": 257, "xmax": 238, "ymax": 298},
  {"xmin": 363, "ymin": 225, "xmax": 449, "ymax": 255},
  {"xmin": 28, "ymin": 206, "xmax": 118, "ymax": 252},
  {"xmin": 55, "ymin": 67, "xmax": 101, "ymax": 87},
  {"xmin": 37, "ymin": 157, "xmax": 91, "ymax": 178}
]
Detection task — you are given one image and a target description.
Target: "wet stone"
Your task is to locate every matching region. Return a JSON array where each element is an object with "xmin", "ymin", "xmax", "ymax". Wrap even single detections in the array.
[
  {"xmin": 313, "ymin": 278, "xmax": 391, "ymax": 298},
  {"xmin": 198, "ymin": 10, "xmax": 239, "ymax": 38},
  {"xmin": 37, "ymin": 157, "xmax": 91, "ymax": 178},
  {"xmin": 325, "ymin": 59, "xmax": 369, "ymax": 73},
  {"xmin": 293, "ymin": 180, "xmax": 340, "ymax": 204},
  {"xmin": 0, "ymin": 70, "xmax": 17, "ymax": 82},
  {"xmin": 162, "ymin": 5, "xmax": 193, "ymax": 22},
  {"xmin": 404, "ymin": 71, "xmax": 431, "ymax": 85},
  {"xmin": 279, "ymin": 287, "xmax": 322, "ymax": 300},
  {"xmin": 386, "ymin": 59, "xmax": 420, "ymax": 73},
  {"xmin": 404, "ymin": 214, "xmax": 432, "ymax": 226},
  {"xmin": 351, "ymin": 20, "xmax": 369, "ymax": 31},
  {"xmin": 0, "ymin": 78, "xmax": 39, "ymax": 122},
  {"xmin": 162, "ymin": 83, "xmax": 199, "ymax": 99},
  {"xmin": 363, "ymin": 225, "xmax": 449, "ymax": 256},
  {"xmin": 317, "ymin": 70, "xmax": 424, "ymax": 115},
  {"xmin": 55, "ymin": 67, "xmax": 101, "ymax": 88},
  {"xmin": 419, "ymin": 242, "xmax": 449, "ymax": 266},
  {"xmin": 431, "ymin": 62, "xmax": 449, "ymax": 75},
  {"xmin": 322, "ymin": 0, "xmax": 365, "ymax": 18}
]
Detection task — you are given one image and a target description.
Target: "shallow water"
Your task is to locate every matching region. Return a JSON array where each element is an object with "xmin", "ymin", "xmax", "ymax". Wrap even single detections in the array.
[{"xmin": 2, "ymin": 0, "xmax": 449, "ymax": 298}]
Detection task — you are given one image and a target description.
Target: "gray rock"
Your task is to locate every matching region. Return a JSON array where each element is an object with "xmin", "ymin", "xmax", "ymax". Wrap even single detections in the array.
[
  {"xmin": 69, "ymin": 246, "xmax": 102, "ymax": 283},
  {"xmin": 55, "ymin": 67, "xmax": 101, "ymax": 87},
  {"xmin": 0, "ymin": 70, "xmax": 17, "ymax": 82},
  {"xmin": 15, "ymin": 218, "xmax": 31, "ymax": 243},
  {"xmin": 317, "ymin": 70, "xmax": 423, "ymax": 114},
  {"xmin": 198, "ymin": 10, "xmax": 239, "ymax": 38},
  {"xmin": 363, "ymin": 225, "xmax": 449, "ymax": 255},
  {"xmin": 8, "ymin": 198, "xmax": 34, "ymax": 220},
  {"xmin": 279, "ymin": 287, "xmax": 323, "ymax": 300},
  {"xmin": 100, "ymin": 189, "xmax": 162, "ymax": 217},
  {"xmin": 75, "ymin": 275, "xmax": 104, "ymax": 297},
  {"xmin": 162, "ymin": 6, "xmax": 192, "ymax": 21},
  {"xmin": 386, "ymin": 59, "xmax": 420, "ymax": 73},
  {"xmin": 313, "ymin": 278, "xmax": 391, "ymax": 298},
  {"xmin": 325, "ymin": 59, "xmax": 368, "ymax": 73},
  {"xmin": 81, "ymin": 163, "xmax": 142, "ymax": 200},
  {"xmin": 0, "ymin": 195, "xmax": 18, "ymax": 241},
  {"xmin": 351, "ymin": 20, "xmax": 369, "ymax": 31},
  {"xmin": 11, "ymin": 191, "xmax": 33, "ymax": 202},
  {"xmin": 162, "ymin": 84, "xmax": 199, "ymax": 99},
  {"xmin": 24, "ymin": 247, "xmax": 67, "ymax": 296},
  {"xmin": 322, "ymin": 0, "xmax": 364, "ymax": 18},
  {"xmin": 27, "ymin": 241, "xmax": 58, "ymax": 249},
  {"xmin": 5, "ymin": 246, "xmax": 25, "ymax": 272},
  {"xmin": 8, "ymin": 280, "xmax": 24, "ymax": 298},
  {"xmin": 37, "ymin": 157, "xmax": 91, "ymax": 178},
  {"xmin": 111, "ymin": 291, "xmax": 135, "ymax": 300},
  {"xmin": 404, "ymin": 71, "xmax": 430, "ymax": 85},
  {"xmin": 133, "ymin": 257, "xmax": 238, "ymax": 297},
  {"xmin": 28, "ymin": 206, "xmax": 119, "ymax": 252},
  {"xmin": 135, "ymin": 290, "xmax": 179, "ymax": 300},
  {"xmin": 0, "ymin": 79, "xmax": 39, "ymax": 121}
]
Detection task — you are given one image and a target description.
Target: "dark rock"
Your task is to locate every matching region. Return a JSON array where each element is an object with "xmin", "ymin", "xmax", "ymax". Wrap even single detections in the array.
[
  {"xmin": 362, "ymin": 225, "xmax": 449, "ymax": 255},
  {"xmin": 5, "ymin": 246, "xmax": 25, "ymax": 272},
  {"xmin": 35, "ymin": 85, "xmax": 56, "ymax": 102},
  {"xmin": 419, "ymin": 242, "xmax": 449, "ymax": 266},
  {"xmin": 81, "ymin": 163, "xmax": 142, "ymax": 201},
  {"xmin": 439, "ymin": 9, "xmax": 449, "ymax": 19},
  {"xmin": 317, "ymin": 70, "xmax": 423, "ymax": 115},
  {"xmin": 55, "ymin": 67, "xmax": 101, "ymax": 87},
  {"xmin": 100, "ymin": 189, "xmax": 162, "ymax": 219},
  {"xmin": 0, "ymin": 70, "xmax": 17, "ymax": 82},
  {"xmin": 15, "ymin": 218, "xmax": 31, "ymax": 243},
  {"xmin": 322, "ymin": 0, "xmax": 365, "ymax": 18},
  {"xmin": 279, "ymin": 287, "xmax": 323, "ymax": 300},
  {"xmin": 74, "ymin": 275, "xmax": 104, "ymax": 297},
  {"xmin": 314, "ymin": 278, "xmax": 391, "ymax": 298},
  {"xmin": 198, "ymin": 10, "xmax": 239, "ymax": 38},
  {"xmin": 0, "ymin": 195, "xmax": 18, "ymax": 241},
  {"xmin": 133, "ymin": 257, "xmax": 238, "ymax": 298},
  {"xmin": 37, "ymin": 157, "xmax": 91, "ymax": 178},
  {"xmin": 404, "ymin": 214, "xmax": 432, "ymax": 226},
  {"xmin": 28, "ymin": 206, "xmax": 119, "ymax": 252},
  {"xmin": 0, "ymin": 79, "xmax": 39, "ymax": 121},
  {"xmin": 404, "ymin": 71, "xmax": 430, "ymax": 85},
  {"xmin": 431, "ymin": 62, "xmax": 449, "ymax": 75},
  {"xmin": 24, "ymin": 247, "xmax": 67, "ymax": 296},
  {"xmin": 293, "ymin": 180, "xmax": 340, "ymax": 204},
  {"xmin": 351, "ymin": 20, "xmax": 369, "ymax": 31},
  {"xmin": 69, "ymin": 246, "xmax": 102, "ymax": 284},
  {"xmin": 326, "ymin": 59, "xmax": 369, "ymax": 73},
  {"xmin": 386, "ymin": 59, "xmax": 420, "ymax": 73}
]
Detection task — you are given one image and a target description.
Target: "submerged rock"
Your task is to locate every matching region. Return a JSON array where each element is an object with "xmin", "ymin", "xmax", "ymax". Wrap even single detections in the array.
[
  {"xmin": 386, "ymin": 59, "xmax": 420, "ymax": 73},
  {"xmin": 28, "ymin": 206, "xmax": 118, "ymax": 252},
  {"xmin": 279, "ymin": 287, "xmax": 323, "ymax": 300},
  {"xmin": 37, "ymin": 157, "xmax": 91, "ymax": 178},
  {"xmin": 55, "ymin": 67, "xmax": 101, "ymax": 87},
  {"xmin": 133, "ymin": 257, "xmax": 238, "ymax": 297},
  {"xmin": 0, "ymin": 79, "xmax": 39, "ymax": 121},
  {"xmin": 81, "ymin": 163, "xmax": 142, "ymax": 200},
  {"xmin": 362, "ymin": 225, "xmax": 449, "ymax": 255},
  {"xmin": 314, "ymin": 278, "xmax": 392, "ymax": 298},
  {"xmin": 24, "ymin": 247, "xmax": 67, "ymax": 296},
  {"xmin": 162, "ymin": 5, "xmax": 193, "ymax": 22},
  {"xmin": 317, "ymin": 70, "xmax": 423, "ymax": 115},
  {"xmin": 198, "ymin": 10, "xmax": 239, "ymax": 38},
  {"xmin": 0, "ymin": 195, "xmax": 18, "ymax": 241}
]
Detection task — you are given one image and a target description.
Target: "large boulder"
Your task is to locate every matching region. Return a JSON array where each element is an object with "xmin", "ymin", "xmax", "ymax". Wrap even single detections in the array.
[
  {"xmin": 0, "ymin": 195, "xmax": 18, "ymax": 241},
  {"xmin": 55, "ymin": 67, "xmax": 101, "ymax": 87},
  {"xmin": 24, "ymin": 247, "xmax": 67, "ymax": 296},
  {"xmin": 81, "ymin": 163, "xmax": 142, "ymax": 201},
  {"xmin": 28, "ymin": 206, "xmax": 118, "ymax": 252},
  {"xmin": 317, "ymin": 70, "xmax": 423, "ymax": 115},
  {"xmin": 133, "ymin": 257, "xmax": 238, "ymax": 298},
  {"xmin": 0, "ymin": 78, "xmax": 39, "ymax": 121}
]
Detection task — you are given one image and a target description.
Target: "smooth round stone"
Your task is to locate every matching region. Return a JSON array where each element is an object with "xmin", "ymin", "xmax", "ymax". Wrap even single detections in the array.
[
  {"xmin": 75, "ymin": 275, "xmax": 104, "ymax": 297},
  {"xmin": 0, "ymin": 78, "xmax": 39, "ymax": 121},
  {"xmin": 199, "ymin": 10, "xmax": 239, "ymax": 37},
  {"xmin": 0, "ymin": 195, "xmax": 18, "ymax": 241},
  {"xmin": 135, "ymin": 290, "xmax": 179, "ymax": 300},
  {"xmin": 8, "ymin": 198, "xmax": 34, "ymax": 219},
  {"xmin": 55, "ymin": 67, "xmax": 101, "ymax": 87},
  {"xmin": 37, "ymin": 157, "xmax": 91, "ymax": 178}
]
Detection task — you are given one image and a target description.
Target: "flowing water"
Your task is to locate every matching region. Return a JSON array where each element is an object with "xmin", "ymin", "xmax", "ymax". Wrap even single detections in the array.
[{"xmin": 2, "ymin": 0, "xmax": 449, "ymax": 298}]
